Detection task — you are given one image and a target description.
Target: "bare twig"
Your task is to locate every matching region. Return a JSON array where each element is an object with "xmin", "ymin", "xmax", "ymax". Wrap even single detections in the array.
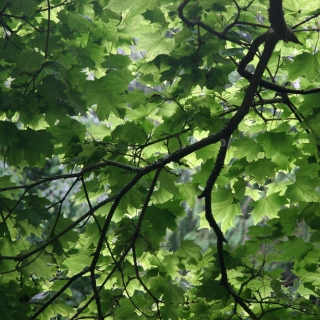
[{"xmin": 45, "ymin": 0, "xmax": 51, "ymax": 59}]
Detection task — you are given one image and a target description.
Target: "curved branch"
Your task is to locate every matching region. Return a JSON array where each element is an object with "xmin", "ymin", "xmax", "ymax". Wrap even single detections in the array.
[
  {"xmin": 198, "ymin": 30, "xmax": 279, "ymax": 320},
  {"xmin": 292, "ymin": 12, "xmax": 320, "ymax": 29},
  {"xmin": 177, "ymin": 0, "xmax": 245, "ymax": 45},
  {"xmin": 222, "ymin": 0, "xmax": 241, "ymax": 35},
  {"xmin": 237, "ymin": 30, "xmax": 320, "ymax": 95},
  {"xmin": 0, "ymin": 160, "xmax": 139, "ymax": 192},
  {"xmin": 29, "ymin": 268, "xmax": 89, "ymax": 320},
  {"xmin": 198, "ymin": 138, "xmax": 230, "ymax": 199}
]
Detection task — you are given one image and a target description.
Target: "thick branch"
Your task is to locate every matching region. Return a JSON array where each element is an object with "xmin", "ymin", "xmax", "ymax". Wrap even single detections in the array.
[{"xmin": 269, "ymin": 0, "xmax": 301, "ymax": 44}]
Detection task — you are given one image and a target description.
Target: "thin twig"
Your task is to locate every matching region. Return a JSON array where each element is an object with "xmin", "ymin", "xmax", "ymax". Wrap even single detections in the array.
[{"xmin": 45, "ymin": 0, "xmax": 51, "ymax": 59}]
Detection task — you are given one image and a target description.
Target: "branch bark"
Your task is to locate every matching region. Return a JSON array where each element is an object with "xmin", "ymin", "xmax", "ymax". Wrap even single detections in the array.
[{"xmin": 269, "ymin": 0, "xmax": 301, "ymax": 44}]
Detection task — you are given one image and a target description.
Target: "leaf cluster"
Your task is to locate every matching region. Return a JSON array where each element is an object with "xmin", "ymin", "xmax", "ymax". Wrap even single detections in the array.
[{"xmin": 1, "ymin": 0, "xmax": 320, "ymax": 319}]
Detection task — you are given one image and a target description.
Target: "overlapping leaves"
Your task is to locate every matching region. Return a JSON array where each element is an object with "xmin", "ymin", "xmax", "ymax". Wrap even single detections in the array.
[{"xmin": 0, "ymin": 0, "xmax": 320, "ymax": 319}]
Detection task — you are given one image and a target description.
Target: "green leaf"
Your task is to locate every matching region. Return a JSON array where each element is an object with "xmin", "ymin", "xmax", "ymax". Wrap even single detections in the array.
[
  {"xmin": 51, "ymin": 119, "xmax": 86, "ymax": 147},
  {"xmin": 177, "ymin": 182, "xmax": 197, "ymax": 207},
  {"xmin": 68, "ymin": 13, "xmax": 93, "ymax": 32},
  {"xmin": 144, "ymin": 205, "xmax": 177, "ymax": 236},
  {"xmin": 231, "ymin": 137, "xmax": 263, "ymax": 162},
  {"xmin": 106, "ymin": 0, "xmax": 151, "ymax": 19},
  {"xmin": 92, "ymin": 18, "xmax": 119, "ymax": 43},
  {"xmin": 136, "ymin": 32, "xmax": 174, "ymax": 61},
  {"xmin": 102, "ymin": 54, "xmax": 132, "ymax": 69},
  {"xmin": 174, "ymin": 240, "xmax": 202, "ymax": 262},
  {"xmin": 0, "ymin": 176, "xmax": 16, "ymax": 189},
  {"xmin": 142, "ymin": 8, "xmax": 167, "ymax": 26},
  {"xmin": 16, "ymin": 52, "xmax": 45, "ymax": 73},
  {"xmin": 11, "ymin": 0, "xmax": 35, "ymax": 17},
  {"xmin": 285, "ymin": 175, "xmax": 320, "ymax": 202},
  {"xmin": 160, "ymin": 304, "xmax": 181, "ymax": 320},
  {"xmin": 257, "ymin": 132, "xmax": 295, "ymax": 159},
  {"xmin": 82, "ymin": 86, "xmax": 117, "ymax": 120},
  {"xmin": 206, "ymin": 67, "xmax": 228, "ymax": 89},
  {"xmin": 247, "ymin": 225, "xmax": 274, "ymax": 237},
  {"xmin": 162, "ymin": 283, "xmax": 185, "ymax": 306},
  {"xmin": 0, "ymin": 235, "xmax": 26, "ymax": 257},
  {"xmin": 289, "ymin": 52, "xmax": 320, "ymax": 81},
  {"xmin": 197, "ymin": 280, "xmax": 230, "ymax": 303},
  {"xmin": 23, "ymin": 129, "xmax": 54, "ymax": 166},
  {"xmin": 275, "ymin": 208, "xmax": 299, "ymax": 235},
  {"xmin": 37, "ymin": 76, "xmax": 68, "ymax": 105},
  {"xmin": 275, "ymin": 237, "xmax": 313, "ymax": 262},
  {"xmin": 126, "ymin": 103, "xmax": 158, "ymax": 121},
  {"xmin": 210, "ymin": 187, "xmax": 242, "ymax": 231},
  {"xmin": 16, "ymin": 208, "xmax": 51, "ymax": 228},
  {"xmin": 100, "ymin": 69, "xmax": 134, "ymax": 93},
  {"xmin": 251, "ymin": 192, "xmax": 287, "ymax": 224},
  {"xmin": 112, "ymin": 122, "xmax": 148, "ymax": 143},
  {"xmin": 0, "ymin": 122, "xmax": 19, "ymax": 146},
  {"xmin": 20, "ymin": 252, "xmax": 56, "ymax": 279},
  {"xmin": 60, "ymin": 248, "xmax": 91, "ymax": 275},
  {"xmin": 114, "ymin": 298, "xmax": 140, "ymax": 319},
  {"xmin": 82, "ymin": 71, "xmax": 134, "ymax": 114},
  {"xmin": 75, "ymin": 43, "xmax": 105, "ymax": 67},
  {"xmin": 245, "ymin": 158, "xmax": 278, "ymax": 183}
]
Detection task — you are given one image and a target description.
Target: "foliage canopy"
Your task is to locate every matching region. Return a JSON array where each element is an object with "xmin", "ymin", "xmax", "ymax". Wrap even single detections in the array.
[{"xmin": 1, "ymin": 0, "xmax": 320, "ymax": 319}]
